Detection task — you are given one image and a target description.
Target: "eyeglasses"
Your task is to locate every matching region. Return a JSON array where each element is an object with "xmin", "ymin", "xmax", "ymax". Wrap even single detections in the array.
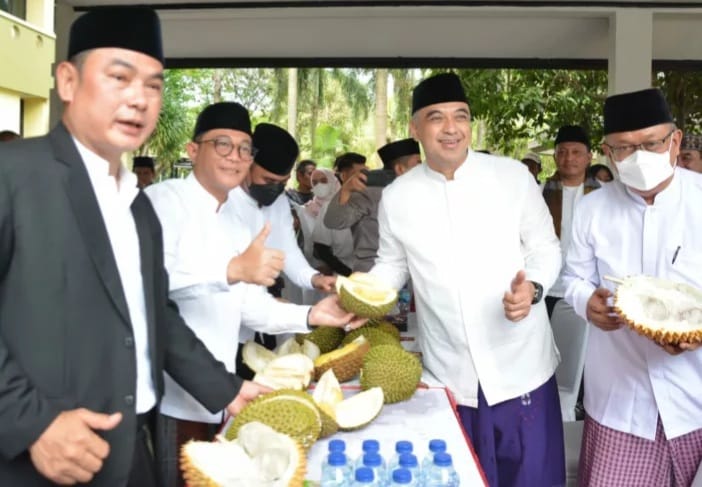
[
  {"xmin": 197, "ymin": 136, "xmax": 258, "ymax": 161},
  {"xmin": 605, "ymin": 129, "xmax": 675, "ymax": 160}
]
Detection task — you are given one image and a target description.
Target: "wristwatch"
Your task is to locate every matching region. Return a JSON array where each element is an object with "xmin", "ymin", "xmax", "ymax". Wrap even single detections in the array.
[{"xmin": 530, "ymin": 281, "xmax": 544, "ymax": 304}]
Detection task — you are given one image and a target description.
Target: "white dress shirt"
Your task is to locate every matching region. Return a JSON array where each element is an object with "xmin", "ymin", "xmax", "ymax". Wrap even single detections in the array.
[
  {"xmin": 145, "ymin": 175, "xmax": 310, "ymax": 423},
  {"xmin": 371, "ymin": 151, "xmax": 562, "ymax": 407},
  {"xmin": 563, "ymin": 168, "xmax": 702, "ymax": 440},
  {"xmin": 230, "ymin": 187, "xmax": 318, "ymax": 342},
  {"xmin": 75, "ymin": 140, "xmax": 156, "ymax": 414}
]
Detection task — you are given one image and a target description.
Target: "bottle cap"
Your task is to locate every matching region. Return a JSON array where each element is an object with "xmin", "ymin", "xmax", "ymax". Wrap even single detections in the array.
[
  {"xmin": 363, "ymin": 452, "xmax": 382, "ymax": 467},
  {"xmin": 362, "ymin": 439, "xmax": 380, "ymax": 452},
  {"xmin": 395, "ymin": 440, "xmax": 413, "ymax": 454},
  {"xmin": 428, "ymin": 439, "xmax": 447, "ymax": 453},
  {"xmin": 355, "ymin": 467, "xmax": 375, "ymax": 482},
  {"xmin": 434, "ymin": 452, "xmax": 453, "ymax": 467},
  {"xmin": 392, "ymin": 468, "xmax": 412, "ymax": 484},
  {"xmin": 327, "ymin": 452, "xmax": 347, "ymax": 466},
  {"xmin": 399, "ymin": 453, "xmax": 418, "ymax": 467},
  {"xmin": 328, "ymin": 439, "xmax": 346, "ymax": 452}
]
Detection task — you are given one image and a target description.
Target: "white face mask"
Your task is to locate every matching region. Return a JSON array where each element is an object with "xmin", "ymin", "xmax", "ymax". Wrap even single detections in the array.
[
  {"xmin": 613, "ymin": 143, "xmax": 675, "ymax": 192},
  {"xmin": 312, "ymin": 182, "xmax": 334, "ymax": 199}
]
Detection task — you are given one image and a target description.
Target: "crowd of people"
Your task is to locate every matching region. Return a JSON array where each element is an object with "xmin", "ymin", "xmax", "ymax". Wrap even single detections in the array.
[{"xmin": 1, "ymin": 5, "xmax": 701, "ymax": 487}]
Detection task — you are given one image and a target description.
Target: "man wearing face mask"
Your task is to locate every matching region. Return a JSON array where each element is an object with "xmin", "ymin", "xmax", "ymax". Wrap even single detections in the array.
[
  {"xmin": 562, "ymin": 88, "xmax": 702, "ymax": 486},
  {"xmin": 230, "ymin": 123, "xmax": 337, "ymax": 352}
]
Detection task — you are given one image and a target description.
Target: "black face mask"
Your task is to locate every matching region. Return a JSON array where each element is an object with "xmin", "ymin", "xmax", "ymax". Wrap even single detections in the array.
[{"xmin": 249, "ymin": 182, "xmax": 286, "ymax": 207}]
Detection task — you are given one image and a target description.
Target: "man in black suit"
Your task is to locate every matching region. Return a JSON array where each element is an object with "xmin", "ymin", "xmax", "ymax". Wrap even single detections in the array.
[{"xmin": 0, "ymin": 7, "xmax": 268, "ymax": 486}]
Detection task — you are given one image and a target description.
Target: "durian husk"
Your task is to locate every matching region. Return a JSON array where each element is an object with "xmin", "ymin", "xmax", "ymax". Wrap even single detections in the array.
[
  {"xmin": 613, "ymin": 276, "xmax": 702, "ymax": 346},
  {"xmin": 314, "ymin": 336, "xmax": 371, "ymax": 382},
  {"xmin": 296, "ymin": 327, "xmax": 346, "ymax": 353},
  {"xmin": 336, "ymin": 274, "xmax": 398, "ymax": 319},
  {"xmin": 360, "ymin": 344, "xmax": 422, "ymax": 404}
]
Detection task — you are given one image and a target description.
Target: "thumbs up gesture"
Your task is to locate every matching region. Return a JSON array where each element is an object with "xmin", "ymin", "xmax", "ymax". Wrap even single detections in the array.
[
  {"xmin": 227, "ymin": 222, "xmax": 285, "ymax": 286},
  {"xmin": 502, "ymin": 270, "xmax": 534, "ymax": 322}
]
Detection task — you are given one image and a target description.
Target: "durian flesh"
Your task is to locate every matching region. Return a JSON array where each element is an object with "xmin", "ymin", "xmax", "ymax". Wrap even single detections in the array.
[
  {"xmin": 181, "ymin": 422, "xmax": 306, "ymax": 487},
  {"xmin": 312, "ymin": 369, "xmax": 384, "ymax": 431},
  {"xmin": 614, "ymin": 275, "xmax": 702, "ymax": 345},
  {"xmin": 336, "ymin": 273, "xmax": 398, "ymax": 318}
]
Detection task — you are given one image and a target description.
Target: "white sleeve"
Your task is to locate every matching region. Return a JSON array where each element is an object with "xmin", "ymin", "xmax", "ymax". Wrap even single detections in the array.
[
  {"xmin": 369, "ymin": 192, "xmax": 409, "ymax": 290},
  {"xmin": 145, "ymin": 184, "xmax": 230, "ymax": 300},
  {"xmin": 270, "ymin": 197, "xmax": 317, "ymax": 290},
  {"xmin": 563, "ymin": 204, "xmax": 598, "ymax": 320},
  {"xmin": 240, "ymin": 284, "xmax": 311, "ymax": 334},
  {"xmin": 520, "ymin": 175, "xmax": 562, "ymax": 291}
]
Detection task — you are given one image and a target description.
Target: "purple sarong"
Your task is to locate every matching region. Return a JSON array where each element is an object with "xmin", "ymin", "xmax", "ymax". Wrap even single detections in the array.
[{"xmin": 457, "ymin": 375, "xmax": 565, "ymax": 487}]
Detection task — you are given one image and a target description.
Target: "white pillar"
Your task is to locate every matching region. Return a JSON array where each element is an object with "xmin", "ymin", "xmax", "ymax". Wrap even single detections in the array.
[
  {"xmin": 49, "ymin": 2, "xmax": 74, "ymax": 128},
  {"xmin": 608, "ymin": 9, "xmax": 653, "ymax": 96}
]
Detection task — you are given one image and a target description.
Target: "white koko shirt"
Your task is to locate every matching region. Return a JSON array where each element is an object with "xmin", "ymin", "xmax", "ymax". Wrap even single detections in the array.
[
  {"xmin": 146, "ymin": 175, "xmax": 310, "ymax": 423},
  {"xmin": 563, "ymin": 168, "xmax": 702, "ymax": 440},
  {"xmin": 371, "ymin": 151, "xmax": 562, "ymax": 407}
]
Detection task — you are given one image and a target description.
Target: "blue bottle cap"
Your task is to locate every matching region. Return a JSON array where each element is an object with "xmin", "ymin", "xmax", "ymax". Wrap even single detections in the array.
[
  {"xmin": 328, "ymin": 439, "xmax": 346, "ymax": 452},
  {"xmin": 328, "ymin": 452, "xmax": 347, "ymax": 466},
  {"xmin": 362, "ymin": 439, "xmax": 380, "ymax": 452},
  {"xmin": 355, "ymin": 467, "xmax": 375, "ymax": 482},
  {"xmin": 399, "ymin": 453, "xmax": 418, "ymax": 468},
  {"xmin": 395, "ymin": 440, "xmax": 413, "ymax": 454},
  {"xmin": 428, "ymin": 439, "xmax": 447, "ymax": 453},
  {"xmin": 363, "ymin": 452, "xmax": 382, "ymax": 467},
  {"xmin": 434, "ymin": 452, "xmax": 453, "ymax": 467},
  {"xmin": 392, "ymin": 468, "xmax": 413, "ymax": 484}
]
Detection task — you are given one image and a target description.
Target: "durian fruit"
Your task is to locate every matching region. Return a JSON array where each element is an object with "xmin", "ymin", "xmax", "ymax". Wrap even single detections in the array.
[
  {"xmin": 296, "ymin": 327, "xmax": 346, "ymax": 353},
  {"xmin": 181, "ymin": 421, "xmax": 306, "ymax": 487},
  {"xmin": 613, "ymin": 275, "xmax": 702, "ymax": 345},
  {"xmin": 312, "ymin": 369, "xmax": 384, "ymax": 432},
  {"xmin": 341, "ymin": 326, "xmax": 402, "ymax": 348},
  {"xmin": 225, "ymin": 392, "xmax": 322, "ymax": 450},
  {"xmin": 336, "ymin": 273, "xmax": 398, "ymax": 319},
  {"xmin": 252, "ymin": 353, "xmax": 314, "ymax": 390},
  {"xmin": 276, "ymin": 336, "xmax": 302, "ymax": 356},
  {"xmin": 360, "ymin": 344, "xmax": 422, "ymax": 404},
  {"xmin": 301, "ymin": 339, "xmax": 321, "ymax": 362},
  {"xmin": 241, "ymin": 341, "xmax": 277, "ymax": 375},
  {"xmin": 314, "ymin": 336, "xmax": 371, "ymax": 382},
  {"xmin": 373, "ymin": 320, "xmax": 402, "ymax": 341}
]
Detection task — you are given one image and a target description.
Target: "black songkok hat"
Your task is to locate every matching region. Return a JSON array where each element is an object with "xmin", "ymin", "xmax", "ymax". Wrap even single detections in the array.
[
  {"xmin": 252, "ymin": 123, "xmax": 300, "ymax": 176},
  {"xmin": 377, "ymin": 138, "xmax": 421, "ymax": 169},
  {"xmin": 604, "ymin": 88, "xmax": 673, "ymax": 135},
  {"xmin": 555, "ymin": 125, "xmax": 591, "ymax": 151},
  {"xmin": 133, "ymin": 156, "xmax": 155, "ymax": 169},
  {"xmin": 192, "ymin": 102, "xmax": 251, "ymax": 140},
  {"xmin": 68, "ymin": 7, "xmax": 164, "ymax": 64},
  {"xmin": 412, "ymin": 72, "xmax": 468, "ymax": 114}
]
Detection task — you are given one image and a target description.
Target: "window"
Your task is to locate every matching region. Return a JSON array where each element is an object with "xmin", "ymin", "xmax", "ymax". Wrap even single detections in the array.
[{"xmin": 0, "ymin": 0, "xmax": 26, "ymax": 20}]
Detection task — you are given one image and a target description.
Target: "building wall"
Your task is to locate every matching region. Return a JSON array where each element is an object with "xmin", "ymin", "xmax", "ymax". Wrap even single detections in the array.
[{"xmin": 0, "ymin": 0, "xmax": 55, "ymax": 137}]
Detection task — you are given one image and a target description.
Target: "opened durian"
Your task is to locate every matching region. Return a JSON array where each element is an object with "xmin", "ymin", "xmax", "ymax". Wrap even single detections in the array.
[
  {"xmin": 181, "ymin": 422, "xmax": 306, "ymax": 487},
  {"xmin": 252, "ymin": 353, "xmax": 314, "ymax": 391},
  {"xmin": 314, "ymin": 336, "xmax": 370, "ymax": 382},
  {"xmin": 336, "ymin": 273, "xmax": 398, "ymax": 319},
  {"xmin": 360, "ymin": 345, "xmax": 422, "ymax": 404},
  {"xmin": 613, "ymin": 275, "xmax": 702, "ymax": 345},
  {"xmin": 312, "ymin": 369, "xmax": 384, "ymax": 431}
]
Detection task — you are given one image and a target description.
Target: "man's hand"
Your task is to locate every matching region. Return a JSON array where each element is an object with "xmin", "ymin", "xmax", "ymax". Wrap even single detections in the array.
[
  {"xmin": 227, "ymin": 222, "xmax": 285, "ymax": 287},
  {"xmin": 226, "ymin": 381, "xmax": 273, "ymax": 417},
  {"xmin": 311, "ymin": 273, "xmax": 336, "ymax": 293},
  {"xmin": 309, "ymin": 294, "xmax": 367, "ymax": 329},
  {"xmin": 659, "ymin": 341, "xmax": 702, "ymax": 356},
  {"xmin": 29, "ymin": 409, "xmax": 122, "ymax": 485},
  {"xmin": 586, "ymin": 288, "xmax": 624, "ymax": 331},
  {"xmin": 338, "ymin": 171, "xmax": 368, "ymax": 205},
  {"xmin": 503, "ymin": 270, "xmax": 534, "ymax": 322}
]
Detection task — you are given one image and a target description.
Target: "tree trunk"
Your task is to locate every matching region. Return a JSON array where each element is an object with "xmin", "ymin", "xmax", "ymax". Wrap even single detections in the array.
[
  {"xmin": 212, "ymin": 69, "xmax": 223, "ymax": 103},
  {"xmin": 287, "ymin": 68, "xmax": 298, "ymax": 138},
  {"xmin": 309, "ymin": 69, "xmax": 323, "ymax": 156},
  {"xmin": 375, "ymin": 69, "xmax": 389, "ymax": 154}
]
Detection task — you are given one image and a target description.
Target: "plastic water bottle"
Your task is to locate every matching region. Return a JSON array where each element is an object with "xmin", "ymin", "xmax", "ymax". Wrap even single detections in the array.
[
  {"xmin": 329, "ymin": 439, "xmax": 347, "ymax": 454},
  {"xmin": 424, "ymin": 452, "xmax": 459, "ymax": 486},
  {"xmin": 390, "ymin": 467, "xmax": 418, "ymax": 486},
  {"xmin": 361, "ymin": 452, "xmax": 387, "ymax": 487},
  {"xmin": 398, "ymin": 287, "xmax": 412, "ymax": 317},
  {"xmin": 321, "ymin": 452, "xmax": 352, "ymax": 486},
  {"xmin": 351, "ymin": 466, "xmax": 381, "ymax": 486},
  {"xmin": 355, "ymin": 439, "xmax": 382, "ymax": 469},
  {"xmin": 422, "ymin": 439, "xmax": 447, "ymax": 470},
  {"xmin": 397, "ymin": 453, "xmax": 420, "ymax": 485},
  {"xmin": 388, "ymin": 440, "xmax": 413, "ymax": 472}
]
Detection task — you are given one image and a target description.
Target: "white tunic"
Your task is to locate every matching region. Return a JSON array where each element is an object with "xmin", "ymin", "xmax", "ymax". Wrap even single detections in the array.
[
  {"xmin": 371, "ymin": 151, "xmax": 562, "ymax": 407},
  {"xmin": 145, "ymin": 175, "xmax": 310, "ymax": 423},
  {"xmin": 563, "ymin": 168, "xmax": 702, "ymax": 440}
]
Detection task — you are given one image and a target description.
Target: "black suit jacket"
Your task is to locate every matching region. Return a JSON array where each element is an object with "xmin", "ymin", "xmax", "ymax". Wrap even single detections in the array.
[{"xmin": 0, "ymin": 124, "xmax": 241, "ymax": 485}]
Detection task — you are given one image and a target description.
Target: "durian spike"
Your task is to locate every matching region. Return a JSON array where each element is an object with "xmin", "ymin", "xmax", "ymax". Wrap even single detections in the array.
[{"xmin": 603, "ymin": 275, "xmax": 625, "ymax": 285}]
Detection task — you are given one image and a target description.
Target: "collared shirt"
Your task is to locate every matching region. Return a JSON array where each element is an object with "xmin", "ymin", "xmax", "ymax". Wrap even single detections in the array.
[
  {"xmin": 371, "ymin": 151, "xmax": 562, "ymax": 407},
  {"xmin": 74, "ymin": 140, "xmax": 156, "ymax": 414},
  {"xmin": 549, "ymin": 183, "xmax": 584, "ymax": 297},
  {"xmin": 230, "ymin": 187, "xmax": 318, "ymax": 342},
  {"xmin": 563, "ymin": 168, "xmax": 702, "ymax": 440},
  {"xmin": 145, "ymin": 175, "xmax": 310, "ymax": 422}
]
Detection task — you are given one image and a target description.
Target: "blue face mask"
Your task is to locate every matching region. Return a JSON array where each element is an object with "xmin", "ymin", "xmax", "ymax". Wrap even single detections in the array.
[{"xmin": 248, "ymin": 182, "xmax": 285, "ymax": 207}]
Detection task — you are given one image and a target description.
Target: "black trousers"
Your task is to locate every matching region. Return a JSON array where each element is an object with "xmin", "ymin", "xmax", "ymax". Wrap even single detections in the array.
[{"xmin": 127, "ymin": 412, "xmax": 159, "ymax": 487}]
